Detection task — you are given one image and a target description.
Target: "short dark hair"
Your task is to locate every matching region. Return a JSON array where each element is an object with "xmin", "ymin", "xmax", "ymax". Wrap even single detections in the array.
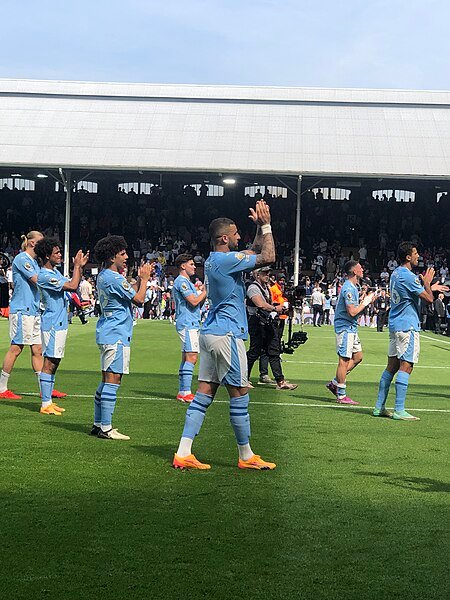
[
  {"xmin": 94, "ymin": 235, "xmax": 127, "ymax": 265},
  {"xmin": 175, "ymin": 253, "xmax": 193, "ymax": 270},
  {"xmin": 397, "ymin": 241, "xmax": 416, "ymax": 264},
  {"xmin": 344, "ymin": 260, "xmax": 359, "ymax": 276},
  {"xmin": 209, "ymin": 218, "xmax": 235, "ymax": 240},
  {"xmin": 35, "ymin": 237, "xmax": 61, "ymax": 263}
]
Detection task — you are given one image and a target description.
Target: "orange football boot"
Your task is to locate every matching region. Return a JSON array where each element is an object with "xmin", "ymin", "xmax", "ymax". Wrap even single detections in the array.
[
  {"xmin": 173, "ymin": 453, "xmax": 211, "ymax": 470},
  {"xmin": 238, "ymin": 454, "xmax": 276, "ymax": 470}
]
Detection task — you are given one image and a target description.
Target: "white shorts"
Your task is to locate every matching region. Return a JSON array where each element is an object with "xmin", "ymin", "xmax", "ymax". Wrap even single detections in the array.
[
  {"xmin": 388, "ymin": 331, "xmax": 420, "ymax": 364},
  {"xmin": 9, "ymin": 313, "xmax": 41, "ymax": 346},
  {"xmin": 99, "ymin": 342, "xmax": 131, "ymax": 375},
  {"xmin": 335, "ymin": 331, "xmax": 362, "ymax": 359},
  {"xmin": 198, "ymin": 333, "xmax": 248, "ymax": 387},
  {"xmin": 42, "ymin": 328, "xmax": 68, "ymax": 359},
  {"xmin": 177, "ymin": 328, "xmax": 200, "ymax": 353}
]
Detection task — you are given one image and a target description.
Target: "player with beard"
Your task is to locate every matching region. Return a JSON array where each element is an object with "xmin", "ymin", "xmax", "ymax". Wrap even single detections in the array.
[
  {"xmin": 374, "ymin": 242, "xmax": 448, "ymax": 420},
  {"xmin": 173, "ymin": 200, "xmax": 277, "ymax": 470}
]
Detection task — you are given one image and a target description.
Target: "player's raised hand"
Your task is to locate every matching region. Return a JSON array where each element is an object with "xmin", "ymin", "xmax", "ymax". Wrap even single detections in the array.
[
  {"xmin": 255, "ymin": 200, "xmax": 271, "ymax": 225},
  {"xmin": 362, "ymin": 292, "xmax": 376, "ymax": 307},
  {"xmin": 431, "ymin": 282, "xmax": 450, "ymax": 293},
  {"xmin": 420, "ymin": 267, "xmax": 435, "ymax": 286},
  {"xmin": 139, "ymin": 262, "xmax": 153, "ymax": 281},
  {"xmin": 73, "ymin": 250, "xmax": 89, "ymax": 268},
  {"xmin": 248, "ymin": 206, "xmax": 258, "ymax": 224}
]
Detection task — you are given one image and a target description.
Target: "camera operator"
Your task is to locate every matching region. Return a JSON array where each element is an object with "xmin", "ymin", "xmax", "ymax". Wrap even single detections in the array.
[{"xmin": 246, "ymin": 267, "xmax": 298, "ymax": 391}]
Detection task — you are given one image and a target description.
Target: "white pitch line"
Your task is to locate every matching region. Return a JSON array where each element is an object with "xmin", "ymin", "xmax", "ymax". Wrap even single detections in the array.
[
  {"xmin": 18, "ymin": 393, "xmax": 450, "ymax": 413},
  {"xmin": 283, "ymin": 360, "xmax": 449, "ymax": 369},
  {"xmin": 420, "ymin": 333, "xmax": 450, "ymax": 345}
]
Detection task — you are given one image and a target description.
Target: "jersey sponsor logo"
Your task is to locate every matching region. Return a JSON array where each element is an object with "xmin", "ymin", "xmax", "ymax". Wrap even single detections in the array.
[
  {"xmin": 122, "ymin": 280, "xmax": 131, "ymax": 291},
  {"xmin": 24, "ymin": 262, "xmax": 32, "ymax": 271},
  {"xmin": 49, "ymin": 277, "xmax": 59, "ymax": 286}
]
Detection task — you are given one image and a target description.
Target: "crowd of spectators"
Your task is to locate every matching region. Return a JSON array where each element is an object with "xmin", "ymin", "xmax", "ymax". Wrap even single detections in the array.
[{"xmin": 1, "ymin": 181, "xmax": 449, "ymax": 331}]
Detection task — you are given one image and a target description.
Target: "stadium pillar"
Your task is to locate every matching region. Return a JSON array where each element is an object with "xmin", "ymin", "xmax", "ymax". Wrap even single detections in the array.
[
  {"xmin": 59, "ymin": 169, "xmax": 72, "ymax": 277},
  {"xmin": 293, "ymin": 175, "xmax": 302, "ymax": 286}
]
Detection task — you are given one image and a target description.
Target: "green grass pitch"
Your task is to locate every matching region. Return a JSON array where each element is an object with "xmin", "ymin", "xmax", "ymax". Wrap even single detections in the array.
[{"xmin": 0, "ymin": 319, "xmax": 448, "ymax": 600}]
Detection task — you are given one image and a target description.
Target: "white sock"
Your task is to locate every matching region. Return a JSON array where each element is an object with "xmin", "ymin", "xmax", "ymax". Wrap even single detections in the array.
[
  {"xmin": 179, "ymin": 390, "xmax": 191, "ymax": 396},
  {"xmin": 0, "ymin": 370, "xmax": 10, "ymax": 393},
  {"xmin": 101, "ymin": 424, "xmax": 112, "ymax": 432},
  {"xmin": 35, "ymin": 371, "xmax": 41, "ymax": 393},
  {"xmin": 41, "ymin": 399, "xmax": 52, "ymax": 408},
  {"xmin": 177, "ymin": 436, "xmax": 193, "ymax": 457},
  {"xmin": 238, "ymin": 443, "xmax": 254, "ymax": 461}
]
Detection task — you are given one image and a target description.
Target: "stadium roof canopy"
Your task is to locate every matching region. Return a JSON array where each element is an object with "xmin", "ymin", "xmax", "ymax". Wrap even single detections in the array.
[{"xmin": 1, "ymin": 78, "xmax": 450, "ymax": 180}]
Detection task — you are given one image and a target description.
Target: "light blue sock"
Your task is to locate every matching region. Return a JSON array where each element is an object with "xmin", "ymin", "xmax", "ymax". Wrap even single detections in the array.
[
  {"xmin": 230, "ymin": 394, "xmax": 251, "ymax": 445},
  {"xmin": 100, "ymin": 383, "xmax": 120, "ymax": 428},
  {"xmin": 375, "ymin": 370, "xmax": 394, "ymax": 410},
  {"xmin": 182, "ymin": 392, "xmax": 213, "ymax": 439},
  {"xmin": 178, "ymin": 361, "xmax": 195, "ymax": 393},
  {"xmin": 39, "ymin": 372, "xmax": 55, "ymax": 404},
  {"xmin": 94, "ymin": 382, "xmax": 104, "ymax": 426},
  {"xmin": 337, "ymin": 383, "xmax": 346, "ymax": 399},
  {"xmin": 394, "ymin": 371, "xmax": 410, "ymax": 413}
]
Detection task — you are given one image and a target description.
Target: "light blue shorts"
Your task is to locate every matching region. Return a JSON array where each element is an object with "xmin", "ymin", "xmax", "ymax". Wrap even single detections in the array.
[
  {"xmin": 335, "ymin": 330, "xmax": 362, "ymax": 359},
  {"xmin": 198, "ymin": 333, "xmax": 248, "ymax": 387},
  {"xmin": 42, "ymin": 328, "xmax": 68, "ymax": 359},
  {"xmin": 98, "ymin": 342, "xmax": 131, "ymax": 374},
  {"xmin": 9, "ymin": 313, "xmax": 41, "ymax": 346},
  {"xmin": 177, "ymin": 328, "xmax": 200, "ymax": 353},
  {"xmin": 388, "ymin": 330, "xmax": 420, "ymax": 364}
]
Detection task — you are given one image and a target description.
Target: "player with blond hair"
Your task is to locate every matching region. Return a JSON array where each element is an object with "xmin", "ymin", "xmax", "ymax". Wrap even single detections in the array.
[{"xmin": 0, "ymin": 231, "xmax": 66, "ymax": 400}]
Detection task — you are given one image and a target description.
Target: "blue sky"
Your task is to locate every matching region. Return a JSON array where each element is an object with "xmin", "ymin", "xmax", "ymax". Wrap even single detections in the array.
[{"xmin": 2, "ymin": 0, "xmax": 449, "ymax": 90}]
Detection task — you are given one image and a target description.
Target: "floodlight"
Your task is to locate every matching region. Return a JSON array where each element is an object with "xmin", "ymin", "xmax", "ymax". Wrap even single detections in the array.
[
  {"xmin": 223, "ymin": 178, "xmax": 236, "ymax": 185},
  {"xmin": 36, "ymin": 173, "xmax": 48, "ymax": 178},
  {"xmin": 11, "ymin": 173, "xmax": 22, "ymax": 177}
]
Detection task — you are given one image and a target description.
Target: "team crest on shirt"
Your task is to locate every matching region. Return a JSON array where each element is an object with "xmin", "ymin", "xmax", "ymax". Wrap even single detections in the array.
[
  {"xmin": 122, "ymin": 280, "xmax": 131, "ymax": 290},
  {"xmin": 49, "ymin": 278, "xmax": 59, "ymax": 285},
  {"xmin": 235, "ymin": 253, "xmax": 245, "ymax": 260},
  {"xmin": 181, "ymin": 283, "xmax": 189, "ymax": 291},
  {"xmin": 24, "ymin": 262, "xmax": 32, "ymax": 271}
]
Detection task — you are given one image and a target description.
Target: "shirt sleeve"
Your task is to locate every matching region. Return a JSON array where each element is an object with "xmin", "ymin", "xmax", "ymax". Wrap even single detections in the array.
[
  {"xmin": 219, "ymin": 252, "xmax": 257, "ymax": 274},
  {"xmin": 15, "ymin": 255, "xmax": 38, "ymax": 280},
  {"xmin": 404, "ymin": 271, "xmax": 425, "ymax": 296},
  {"xmin": 38, "ymin": 271, "xmax": 67, "ymax": 292},
  {"xmin": 175, "ymin": 279, "xmax": 196, "ymax": 300},
  {"xmin": 109, "ymin": 274, "xmax": 136, "ymax": 300},
  {"xmin": 343, "ymin": 285, "xmax": 358, "ymax": 306}
]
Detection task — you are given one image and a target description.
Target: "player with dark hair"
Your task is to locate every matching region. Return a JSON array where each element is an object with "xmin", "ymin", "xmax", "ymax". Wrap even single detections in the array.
[
  {"xmin": 173, "ymin": 200, "xmax": 277, "ymax": 470},
  {"xmin": 35, "ymin": 237, "xmax": 89, "ymax": 414},
  {"xmin": 173, "ymin": 253, "xmax": 207, "ymax": 402},
  {"xmin": 92, "ymin": 235, "xmax": 153, "ymax": 440},
  {"xmin": 326, "ymin": 260, "xmax": 376, "ymax": 405},
  {"xmin": 374, "ymin": 242, "xmax": 448, "ymax": 420},
  {"xmin": 0, "ymin": 231, "xmax": 66, "ymax": 401}
]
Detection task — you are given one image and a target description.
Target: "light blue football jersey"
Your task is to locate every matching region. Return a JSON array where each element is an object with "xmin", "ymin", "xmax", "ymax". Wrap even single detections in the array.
[
  {"xmin": 201, "ymin": 251, "xmax": 257, "ymax": 339},
  {"xmin": 9, "ymin": 251, "xmax": 40, "ymax": 315},
  {"xmin": 388, "ymin": 266, "xmax": 424, "ymax": 332},
  {"xmin": 96, "ymin": 269, "xmax": 136, "ymax": 345},
  {"xmin": 334, "ymin": 279, "xmax": 359, "ymax": 334},
  {"xmin": 37, "ymin": 268, "xmax": 69, "ymax": 331},
  {"xmin": 173, "ymin": 275, "xmax": 201, "ymax": 332}
]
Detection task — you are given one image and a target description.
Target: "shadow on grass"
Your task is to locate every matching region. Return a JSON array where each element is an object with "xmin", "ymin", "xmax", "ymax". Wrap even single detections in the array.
[
  {"xmin": 42, "ymin": 420, "xmax": 91, "ymax": 435},
  {"xmin": 357, "ymin": 471, "xmax": 450, "ymax": 493},
  {"xmin": 0, "ymin": 400, "xmax": 38, "ymax": 412},
  {"xmin": 132, "ymin": 443, "xmax": 179, "ymax": 461}
]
